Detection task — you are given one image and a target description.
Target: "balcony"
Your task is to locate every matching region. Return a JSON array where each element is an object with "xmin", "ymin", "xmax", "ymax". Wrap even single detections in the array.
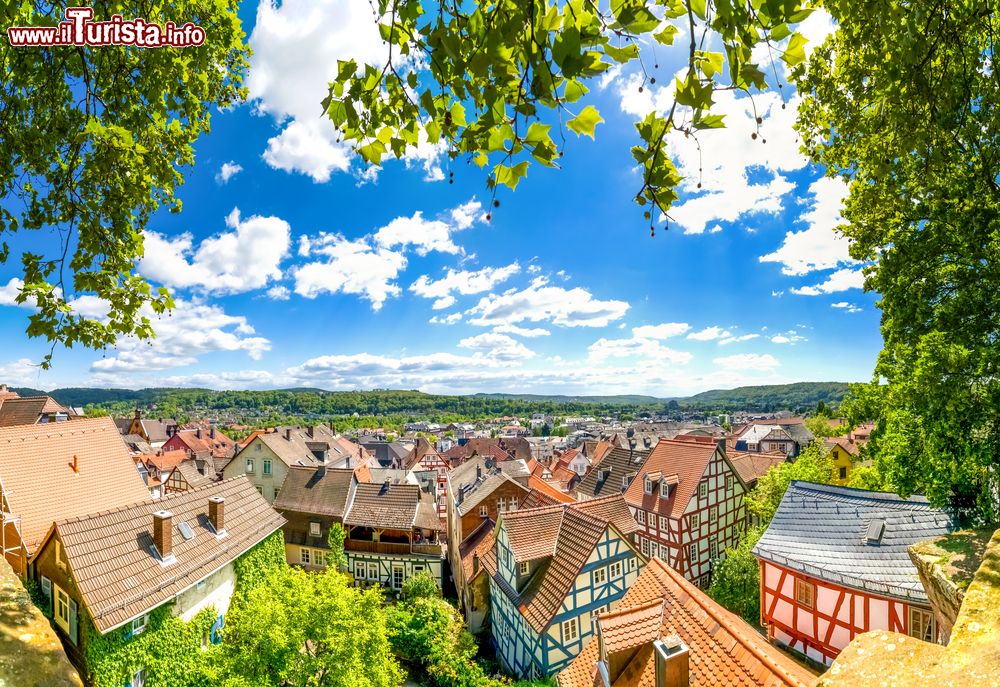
[{"xmin": 345, "ymin": 539, "xmax": 444, "ymax": 558}]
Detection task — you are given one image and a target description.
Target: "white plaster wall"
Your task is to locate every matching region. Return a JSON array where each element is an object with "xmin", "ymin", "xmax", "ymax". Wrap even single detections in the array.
[{"xmin": 174, "ymin": 562, "xmax": 236, "ymax": 622}]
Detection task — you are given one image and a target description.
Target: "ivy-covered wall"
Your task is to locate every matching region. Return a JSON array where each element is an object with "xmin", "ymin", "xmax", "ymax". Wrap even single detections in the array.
[{"xmin": 67, "ymin": 532, "xmax": 287, "ymax": 687}]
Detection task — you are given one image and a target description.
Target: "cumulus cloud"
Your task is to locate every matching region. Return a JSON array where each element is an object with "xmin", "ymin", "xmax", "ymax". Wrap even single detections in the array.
[
  {"xmin": 491, "ymin": 324, "xmax": 550, "ymax": 338},
  {"xmin": 713, "ymin": 353, "xmax": 780, "ymax": 371},
  {"xmin": 458, "ymin": 332, "xmax": 535, "ymax": 362},
  {"xmin": 0, "ymin": 358, "xmax": 42, "ymax": 386},
  {"xmin": 687, "ymin": 326, "xmax": 730, "ymax": 341},
  {"xmin": 770, "ymin": 331, "xmax": 806, "ymax": 344},
  {"xmin": 466, "ymin": 277, "xmax": 629, "ymax": 328},
  {"xmin": 790, "ymin": 267, "xmax": 865, "ymax": 295},
  {"xmin": 832, "ymin": 301, "xmax": 862, "ymax": 313},
  {"xmin": 139, "ymin": 208, "xmax": 290, "ymax": 294},
  {"xmin": 587, "ymin": 336, "xmax": 693, "ymax": 365},
  {"xmin": 410, "ymin": 262, "xmax": 520, "ymax": 310},
  {"xmin": 266, "ymin": 285, "xmax": 291, "ymax": 300},
  {"xmin": 632, "ymin": 322, "xmax": 690, "ymax": 339},
  {"xmin": 216, "ymin": 161, "xmax": 243, "ymax": 184},
  {"xmin": 248, "ymin": 0, "xmax": 444, "ymax": 183},
  {"xmin": 374, "ymin": 201, "xmax": 484, "ymax": 256},
  {"xmin": 719, "ymin": 333, "xmax": 760, "ymax": 345},
  {"xmin": 0, "ymin": 278, "xmax": 26, "ymax": 308}
]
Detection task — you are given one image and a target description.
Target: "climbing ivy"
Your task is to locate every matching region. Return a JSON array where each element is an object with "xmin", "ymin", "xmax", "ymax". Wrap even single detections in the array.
[{"xmin": 231, "ymin": 531, "xmax": 288, "ymax": 598}]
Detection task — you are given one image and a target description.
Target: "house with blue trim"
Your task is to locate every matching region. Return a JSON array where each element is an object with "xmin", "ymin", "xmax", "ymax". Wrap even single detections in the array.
[
  {"xmin": 486, "ymin": 494, "xmax": 646, "ymax": 679},
  {"xmin": 31, "ymin": 476, "xmax": 285, "ymax": 687}
]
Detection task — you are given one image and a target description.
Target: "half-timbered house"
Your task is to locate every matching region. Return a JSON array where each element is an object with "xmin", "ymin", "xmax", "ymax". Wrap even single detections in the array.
[
  {"xmin": 753, "ymin": 481, "xmax": 957, "ymax": 665},
  {"xmin": 487, "ymin": 495, "xmax": 645, "ymax": 679},
  {"xmin": 623, "ymin": 437, "xmax": 748, "ymax": 588}
]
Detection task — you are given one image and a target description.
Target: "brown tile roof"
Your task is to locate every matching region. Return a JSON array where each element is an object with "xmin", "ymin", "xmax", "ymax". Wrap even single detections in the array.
[
  {"xmin": 44, "ymin": 476, "xmax": 285, "ymax": 633},
  {"xmin": 824, "ymin": 437, "xmax": 861, "ymax": 457},
  {"xmin": 729, "ymin": 451, "xmax": 787, "ymax": 488},
  {"xmin": 0, "ymin": 417, "xmax": 151, "ymax": 554},
  {"xmin": 0, "ymin": 385, "xmax": 19, "ymax": 402},
  {"xmin": 572, "ymin": 494, "xmax": 640, "ymax": 538},
  {"xmin": 344, "ymin": 481, "xmax": 444, "ymax": 531},
  {"xmin": 557, "ymin": 558, "xmax": 816, "ymax": 687},
  {"xmin": 444, "ymin": 440, "xmax": 512, "ymax": 465},
  {"xmin": 528, "ymin": 475, "xmax": 576, "ymax": 504},
  {"xmin": 272, "ymin": 465, "xmax": 358, "ymax": 518},
  {"xmin": 167, "ymin": 428, "xmax": 236, "ymax": 460},
  {"xmin": 623, "ymin": 439, "xmax": 725, "ymax": 520},
  {"xmin": 139, "ymin": 418, "xmax": 176, "ymax": 444},
  {"xmin": 598, "ymin": 598, "xmax": 664, "ymax": 654},
  {"xmin": 171, "ymin": 460, "xmax": 215, "ymax": 489},
  {"xmin": 459, "ymin": 518, "xmax": 495, "ymax": 582},
  {"xmin": 141, "ymin": 450, "xmax": 190, "ymax": 472},
  {"xmin": 495, "ymin": 495, "xmax": 641, "ymax": 633},
  {"xmin": 0, "ymin": 396, "xmax": 67, "ymax": 427}
]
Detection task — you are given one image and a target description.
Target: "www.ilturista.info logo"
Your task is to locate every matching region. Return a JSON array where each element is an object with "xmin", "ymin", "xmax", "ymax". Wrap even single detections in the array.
[{"xmin": 6, "ymin": 7, "xmax": 206, "ymax": 47}]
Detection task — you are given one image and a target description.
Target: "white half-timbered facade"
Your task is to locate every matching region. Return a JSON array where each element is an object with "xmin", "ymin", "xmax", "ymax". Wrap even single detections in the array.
[
  {"xmin": 623, "ymin": 437, "xmax": 748, "ymax": 588},
  {"xmin": 753, "ymin": 481, "xmax": 956, "ymax": 665},
  {"xmin": 486, "ymin": 495, "xmax": 645, "ymax": 679}
]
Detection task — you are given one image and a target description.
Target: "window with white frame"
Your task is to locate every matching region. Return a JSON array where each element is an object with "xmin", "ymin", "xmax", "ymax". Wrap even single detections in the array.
[
  {"xmin": 610, "ymin": 561, "xmax": 623, "ymax": 578},
  {"xmin": 510, "ymin": 496, "xmax": 518, "ymax": 511},
  {"xmin": 688, "ymin": 543, "xmax": 697, "ymax": 561},
  {"xmin": 300, "ymin": 548, "xmax": 311, "ymax": 565},
  {"xmin": 710, "ymin": 506, "xmax": 717, "ymax": 524},
  {"xmin": 309, "ymin": 521, "xmax": 321, "ymax": 537},
  {"xmin": 519, "ymin": 561, "xmax": 530, "ymax": 575},
  {"xmin": 561, "ymin": 617, "xmax": 579, "ymax": 642},
  {"xmin": 644, "ymin": 477, "xmax": 653, "ymax": 494},
  {"xmin": 659, "ymin": 515, "xmax": 668, "ymax": 531},
  {"xmin": 726, "ymin": 474, "xmax": 733, "ymax": 492},
  {"xmin": 479, "ymin": 505, "xmax": 489, "ymax": 517},
  {"xmin": 314, "ymin": 551, "xmax": 326, "ymax": 568},
  {"xmin": 691, "ymin": 512, "xmax": 700, "ymax": 529},
  {"xmin": 698, "ymin": 481, "xmax": 707, "ymax": 499},
  {"xmin": 497, "ymin": 497, "xmax": 506, "ymax": 512},
  {"xmin": 55, "ymin": 587, "xmax": 70, "ymax": 633},
  {"xmin": 709, "ymin": 539, "xmax": 718, "ymax": 559},
  {"xmin": 354, "ymin": 561, "xmax": 365, "ymax": 580},
  {"xmin": 131, "ymin": 614, "xmax": 148, "ymax": 636},
  {"xmin": 637, "ymin": 509, "xmax": 646, "ymax": 524},
  {"xmin": 640, "ymin": 536, "xmax": 650, "ymax": 556},
  {"xmin": 660, "ymin": 480, "xmax": 670, "ymax": 498},
  {"xmin": 367, "ymin": 562, "xmax": 378, "ymax": 580},
  {"xmin": 245, "ymin": 459, "xmax": 254, "ymax": 473},
  {"xmin": 593, "ymin": 567, "xmax": 607, "ymax": 584}
]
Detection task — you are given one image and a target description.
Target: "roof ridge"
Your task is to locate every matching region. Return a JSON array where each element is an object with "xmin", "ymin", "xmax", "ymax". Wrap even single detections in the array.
[
  {"xmin": 599, "ymin": 596, "xmax": 663, "ymax": 622},
  {"xmin": 789, "ymin": 480, "xmax": 931, "ymax": 506}
]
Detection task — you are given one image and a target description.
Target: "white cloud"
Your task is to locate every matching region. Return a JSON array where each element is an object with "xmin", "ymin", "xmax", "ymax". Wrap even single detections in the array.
[
  {"xmin": 429, "ymin": 312, "xmax": 463, "ymax": 325},
  {"xmin": 492, "ymin": 324, "xmax": 550, "ymax": 338},
  {"xmin": 587, "ymin": 336, "xmax": 693, "ymax": 365},
  {"xmin": 139, "ymin": 208, "xmax": 290, "ymax": 294},
  {"xmin": 790, "ymin": 267, "xmax": 865, "ymax": 296},
  {"xmin": 375, "ymin": 203, "xmax": 483, "ymax": 256},
  {"xmin": 84, "ymin": 298, "xmax": 271, "ymax": 375},
  {"xmin": 687, "ymin": 326, "xmax": 730, "ymax": 341},
  {"xmin": 632, "ymin": 322, "xmax": 690, "ymax": 339},
  {"xmin": 410, "ymin": 262, "xmax": 520, "ymax": 310},
  {"xmin": 293, "ymin": 234, "xmax": 406, "ymax": 309},
  {"xmin": 266, "ymin": 285, "xmax": 291, "ymax": 300},
  {"xmin": 248, "ymin": 0, "xmax": 445, "ymax": 183},
  {"xmin": 719, "ymin": 333, "xmax": 760, "ymax": 345},
  {"xmin": 0, "ymin": 358, "xmax": 43, "ymax": 387},
  {"xmin": 770, "ymin": 331, "xmax": 806, "ymax": 344},
  {"xmin": 458, "ymin": 333, "xmax": 535, "ymax": 362},
  {"xmin": 759, "ymin": 176, "xmax": 854, "ymax": 275},
  {"xmin": 0, "ymin": 278, "xmax": 25, "ymax": 308},
  {"xmin": 832, "ymin": 301, "xmax": 862, "ymax": 313},
  {"xmin": 216, "ymin": 161, "xmax": 243, "ymax": 184},
  {"xmin": 713, "ymin": 353, "xmax": 780, "ymax": 371},
  {"xmin": 467, "ymin": 277, "xmax": 629, "ymax": 328}
]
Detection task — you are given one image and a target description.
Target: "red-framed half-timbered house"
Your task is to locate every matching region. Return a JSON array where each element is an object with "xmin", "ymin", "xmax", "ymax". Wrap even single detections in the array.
[{"xmin": 752, "ymin": 481, "xmax": 956, "ymax": 665}]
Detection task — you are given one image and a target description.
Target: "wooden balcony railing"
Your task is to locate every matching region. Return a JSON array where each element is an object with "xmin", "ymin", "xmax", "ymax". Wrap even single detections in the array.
[{"xmin": 344, "ymin": 539, "xmax": 443, "ymax": 557}]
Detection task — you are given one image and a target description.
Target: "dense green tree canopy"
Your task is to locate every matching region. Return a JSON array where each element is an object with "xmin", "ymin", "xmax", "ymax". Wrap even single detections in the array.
[
  {"xmin": 0, "ymin": 2, "xmax": 248, "ymax": 363},
  {"xmin": 797, "ymin": 1, "xmax": 1000, "ymax": 522}
]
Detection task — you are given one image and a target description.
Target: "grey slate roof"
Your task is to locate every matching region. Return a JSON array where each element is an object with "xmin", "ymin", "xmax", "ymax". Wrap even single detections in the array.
[
  {"xmin": 574, "ymin": 446, "xmax": 649, "ymax": 499},
  {"xmin": 448, "ymin": 455, "xmax": 531, "ymax": 516},
  {"xmin": 752, "ymin": 481, "xmax": 957, "ymax": 603}
]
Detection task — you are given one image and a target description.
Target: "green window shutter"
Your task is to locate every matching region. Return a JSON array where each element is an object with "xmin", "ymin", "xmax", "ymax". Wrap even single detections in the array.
[
  {"xmin": 40, "ymin": 576, "xmax": 53, "ymax": 616},
  {"xmin": 68, "ymin": 598, "xmax": 78, "ymax": 645}
]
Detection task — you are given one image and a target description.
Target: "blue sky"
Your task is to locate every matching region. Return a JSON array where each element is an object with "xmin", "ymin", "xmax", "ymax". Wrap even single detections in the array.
[{"xmin": 0, "ymin": 2, "xmax": 879, "ymax": 396}]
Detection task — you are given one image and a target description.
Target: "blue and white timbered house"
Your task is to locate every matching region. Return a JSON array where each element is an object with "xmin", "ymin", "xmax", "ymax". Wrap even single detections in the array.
[{"xmin": 486, "ymin": 495, "xmax": 646, "ymax": 679}]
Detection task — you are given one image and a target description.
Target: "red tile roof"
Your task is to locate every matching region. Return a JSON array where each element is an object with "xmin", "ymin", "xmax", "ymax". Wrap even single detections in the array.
[
  {"xmin": 623, "ymin": 438, "xmax": 723, "ymax": 519},
  {"xmin": 557, "ymin": 558, "xmax": 816, "ymax": 687},
  {"xmin": 529, "ymin": 475, "xmax": 576, "ymax": 504}
]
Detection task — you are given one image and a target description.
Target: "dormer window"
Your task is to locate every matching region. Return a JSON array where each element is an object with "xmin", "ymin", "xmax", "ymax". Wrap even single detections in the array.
[
  {"xmin": 519, "ymin": 561, "xmax": 529, "ymax": 575},
  {"xmin": 644, "ymin": 477, "xmax": 653, "ymax": 494},
  {"xmin": 309, "ymin": 521, "xmax": 321, "ymax": 537},
  {"xmin": 659, "ymin": 480, "xmax": 670, "ymax": 498}
]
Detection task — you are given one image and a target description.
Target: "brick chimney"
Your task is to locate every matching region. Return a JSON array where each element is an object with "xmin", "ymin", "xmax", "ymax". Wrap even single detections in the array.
[
  {"xmin": 306, "ymin": 425, "xmax": 314, "ymax": 438},
  {"xmin": 153, "ymin": 510, "xmax": 173, "ymax": 559},
  {"xmin": 196, "ymin": 427, "xmax": 202, "ymax": 439},
  {"xmin": 210, "ymin": 426, "xmax": 216, "ymax": 439},
  {"xmin": 208, "ymin": 496, "xmax": 225, "ymax": 533},
  {"xmin": 653, "ymin": 637, "xmax": 689, "ymax": 687},
  {"xmin": 285, "ymin": 428, "xmax": 292, "ymax": 441}
]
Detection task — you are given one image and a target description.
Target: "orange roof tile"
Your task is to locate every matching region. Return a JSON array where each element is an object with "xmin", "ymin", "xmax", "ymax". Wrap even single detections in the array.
[
  {"xmin": 598, "ymin": 598, "xmax": 664, "ymax": 654},
  {"xmin": 0, "ymin": 417, "xmax": 151, "ymax": 554},
  {"xmin": 623, "ymin": 438, "xmax": 724, "ymax": 519},
  {"xmin": 557, "ymin": 558, "xmax": 816, "ymax": 687},
  {"xmin": 529, "ymin": 475, "xmax": 576, "ymax": 504}
]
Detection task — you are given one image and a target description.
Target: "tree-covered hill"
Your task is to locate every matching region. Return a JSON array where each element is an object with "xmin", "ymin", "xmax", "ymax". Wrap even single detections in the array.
[{"xmin": 682, "ymin": 382, "xmax": 851, "ymax": 412}]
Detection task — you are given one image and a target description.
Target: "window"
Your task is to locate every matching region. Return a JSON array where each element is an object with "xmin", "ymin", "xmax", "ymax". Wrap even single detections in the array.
[
  {"xmin": 709, "ymin": 539, "xmax": 718, "ymax": 559},
  {"xmin": 710, "ymin": 506, "xmax": 717, "ymax": 524},
  {"xmin": 245, "ymin": 459, "xmax": 254, "ymax": 474},
  {"xmin": 795, "ymin": 578, "xmax": 815, "ymax": 609},
  {"xmin": 131, "ymin": 614, "xmax": 148, "ymax": 636},
  {"xmin": 644, "ymin": 477, "xmax": 653, "ymax": 494},
  {"xmin": 314, "ymin": 551, "xmax": 326, "ymax": 568},
  {"xmin": 497, "ymin": 497, "xmax": 506, "ymax": 512},
  {"xmin": 355, "ymin": 561, "xmax": 365, "ymax": 580},
  {"xmin": 640, "ymin": 536, "xmax": 650, "ymax": 556},
  {"xmin": 659, "ymin": 516, "xmax": 669, "ymax": 531},
  {"xmin": 519, "ymin": 561, "xmax": 530, "ymax": 575},
  {"xmin": 255, "ymin": 442, "xmax": 261, "ymax": 452},
  {"xmin": 55, "ymin": 587, "xmax": 70, "ymax": 632},
  {"xmin": 367, "ymin": 562, "xmax": 379, "ymax": 581},
  {"xmin": 263, "ymin": 460, "xmax": 272, "ymax": 476},
  {"xmin": 479, "ymin": 505, "xmax": 488, "ymax": 517},
  {"xmin": 839, "ymin": 466, "xmax": 848, "ymax": 480},
  {"xmin": 392, "ymin": 566, "xmax": 405, "ymax": 589},
  {"xmin": 698, "ymin": 481, "xmax": 708, "ymax": 499},
  {"xmin": 660, "ymin": 544, "xmax": 670, "ymax": 560},
  {"xmin": 561, "ymin": 618, "xmax": 579, "ymax": 642},
  {"xmin": 610, "ymin": 561, "xmax": 623, "ymax": 577},
  {"xmin": 309, "ymin": 521, "xmax": 322, "ymax": 537},
  {"xmin": 55, "ymin": 540, "xmax": 66, "ymax": 570},
  {"xmin": 698, "ymin": 574, "xmax": 711, "ymax": 588},
  {"xmin": 637, "ymin": 510, "xmax": 646, "ymax": 524},
  {"xmin": 726, "ymin": 474, "xmax": 733, "ymax": 492},
  {"xmin": 691, "ymin": 512, "xmax": 700, "ymax": 529},
  {"xmin": 300, "ymin": 548, "xmax": 311, "ymax": 565},
  {"xmin": 510, "ymin": 497, "xmax": 518, "ymax": 511},
  {"xmin": 132, "ymin": 669, "xmax": 146, "ymax": 687},
  {"xmin": 593, "ymin": 567, "xmax": 607, "ymax": 585},
  {"xmin": 255, "ymin": 486, "xmax": 263, "ymax": 495},
  {"xmin": 622, "ymin": 475, "xmax": 630, "ymax": 487},
  {"xmin": 660, "ymin": 480, "xmax": 670, "ymax": 498},
  {"xmin": 688, "ymin": 543, "xmax": 697, "ymax": 561},
  {"xmin": 909, "ymin": 607, "xmax": 936, "ymax": 642}
]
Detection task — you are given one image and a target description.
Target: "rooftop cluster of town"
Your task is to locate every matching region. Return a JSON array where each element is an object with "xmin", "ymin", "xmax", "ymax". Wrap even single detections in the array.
[{"xmin": 0, "ymin": 382, "xmax": 992, "ymax": 687}]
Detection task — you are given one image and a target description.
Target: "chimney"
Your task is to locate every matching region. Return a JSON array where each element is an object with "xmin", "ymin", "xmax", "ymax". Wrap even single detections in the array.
[
  {"xmin": 209, "ymin": 496, "xmax": 225, "ymax": 533},
  {"xmin": 653, "ymin": 637, "xmax": 689, "ymax": 687},
  {"xmin": 472, "ymin": 553, "xmax": 480, "ymax": 574},
  {"xmin": 196, "ymin": 427, "xmax": 202, "ymax": 439},
  {"xmin": 307, "ymin": 425, "xmax": 314, "ymax": 438},
  {"xmin": 0, "ymin": 384, "xmax": 6, "ymax": 392},
  {"xmin": 69, "ymin": 454, "xmax": 78, "ymax": 473},
  {"xmin": 210, "ymin": 426, "xmax": 216, "ymax": 439},
  {"xmin": 153, "ymin": 510, "xmax": 173, "ymax": 559},
  {"xmin": 476, "ymin": 464, "xmax": 482, "ymax": 480},
  {"xmin": 285, "ymin": 428, "xmax": 292, "ymax": 441}
]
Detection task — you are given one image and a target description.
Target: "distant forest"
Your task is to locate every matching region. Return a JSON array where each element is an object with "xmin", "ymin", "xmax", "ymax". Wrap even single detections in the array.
[{"xmin": 15, "ymin": 382, "xmax": 850, "ymax": 425}]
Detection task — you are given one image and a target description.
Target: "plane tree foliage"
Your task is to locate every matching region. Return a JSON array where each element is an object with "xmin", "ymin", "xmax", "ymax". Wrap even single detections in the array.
[
  {"xmin": 0, "ymin": 2, "xmax": 249, "ymax": 364},
  {"xmin": 796, "ymin": 0, "xmax": 1000, "ymax": 523},
  {"xmin": 326, "ymin": 0, "xmax": 816, "ymax": 227}
]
